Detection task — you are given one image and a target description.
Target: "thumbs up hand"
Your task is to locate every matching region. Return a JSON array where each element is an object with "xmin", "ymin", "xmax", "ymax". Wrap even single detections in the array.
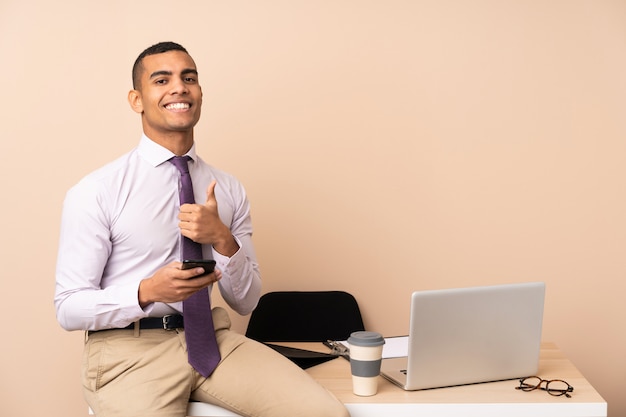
[{"xmin": 178, "ymin": 180, "xmax": 239, "ymax": 256}]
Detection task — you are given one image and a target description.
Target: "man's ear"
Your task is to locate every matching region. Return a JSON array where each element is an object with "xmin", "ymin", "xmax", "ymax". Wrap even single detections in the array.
[{"xmin": 128, "ymin": 89, "xmax": 144, "ymax": 114}]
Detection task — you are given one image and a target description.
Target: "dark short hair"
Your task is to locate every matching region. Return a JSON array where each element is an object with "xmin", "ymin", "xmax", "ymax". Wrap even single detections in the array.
[{"xmin": 132, "ymin": 41, "xmax": 189, "ymax": 89}]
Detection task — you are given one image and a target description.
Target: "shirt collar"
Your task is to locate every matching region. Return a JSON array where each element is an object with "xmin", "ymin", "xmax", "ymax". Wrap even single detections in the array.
[{"xmin": 137, "ymin": 134, "xmax": 199, "ymax": 167}]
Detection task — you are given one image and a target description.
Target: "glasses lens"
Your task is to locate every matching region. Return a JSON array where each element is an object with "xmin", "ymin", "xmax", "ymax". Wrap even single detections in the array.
[
  {"xmin": 519, "ymin": 376, "xmax": 542, "ymax": 391},
  {"xmin": 546, "ymin": 380, "xmax": 571, "ymax": 396}
]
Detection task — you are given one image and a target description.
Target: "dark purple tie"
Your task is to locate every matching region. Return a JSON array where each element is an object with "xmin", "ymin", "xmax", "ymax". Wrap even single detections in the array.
[{"xmin": 169, "ymin": 156, "xmax": 221, "ymax": 377}]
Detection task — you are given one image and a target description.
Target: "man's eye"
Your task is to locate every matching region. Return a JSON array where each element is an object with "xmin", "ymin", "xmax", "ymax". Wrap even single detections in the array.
[
  {"xmin": 155, "ymin": 79, "xmax": 167, "ymax": 85},
  {"xmin": 185, "ymin": 77, "xmax": 197, "ymax": 83}
]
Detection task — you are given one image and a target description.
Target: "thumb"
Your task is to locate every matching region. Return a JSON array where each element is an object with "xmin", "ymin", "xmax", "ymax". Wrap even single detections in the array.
[{"xmin": 205, "ymin": 180, "xmax": 217, "ymax": 205}]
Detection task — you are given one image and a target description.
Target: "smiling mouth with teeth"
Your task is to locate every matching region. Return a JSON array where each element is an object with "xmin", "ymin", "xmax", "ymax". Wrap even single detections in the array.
[{"xmin": 165, "ymin": 103, "xmax": 190, "ymax": 110}]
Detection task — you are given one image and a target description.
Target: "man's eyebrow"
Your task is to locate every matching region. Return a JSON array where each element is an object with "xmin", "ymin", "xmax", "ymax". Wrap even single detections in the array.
[
  {"xmin": 149, "ymin": 68, "xmax": 198, "ymax": 79},
  {"xmin": 149, "ymin": 70, "xmax": 172, "ymax": 79}
]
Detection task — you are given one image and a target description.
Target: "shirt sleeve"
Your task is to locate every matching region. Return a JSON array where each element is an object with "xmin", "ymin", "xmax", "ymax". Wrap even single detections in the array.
[
  {"xmin": 213, "ymin": 235, "xmax": 262, "ymax": 315},
  {"xmin": 211, "ymin": 180, "xmax": 262, "ymax": 316},
  {"xmin": 54, "ymin": 180, "xmax": 149, "ymax": 331}
]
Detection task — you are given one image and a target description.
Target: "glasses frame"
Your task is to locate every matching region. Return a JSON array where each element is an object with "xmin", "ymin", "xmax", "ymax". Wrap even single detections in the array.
[{"xmin": 515, "ymin": 376, "xmax": 574, "ymax": 398}]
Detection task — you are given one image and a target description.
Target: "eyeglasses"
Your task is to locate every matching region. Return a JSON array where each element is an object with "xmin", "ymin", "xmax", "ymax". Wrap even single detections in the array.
[{"xmin": 515, "ymin": 376, "xmax": 574, "ymax": 398}]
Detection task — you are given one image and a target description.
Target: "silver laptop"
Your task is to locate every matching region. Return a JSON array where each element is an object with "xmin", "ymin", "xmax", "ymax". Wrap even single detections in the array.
[{"xmin": 380, "ymin": 282, "xmax": 545, "ymax": 390}]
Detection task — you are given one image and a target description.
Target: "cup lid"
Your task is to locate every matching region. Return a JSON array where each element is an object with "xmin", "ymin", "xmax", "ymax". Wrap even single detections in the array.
[{"xmin": 348, "ymin": 331, "xmax": 385, "ymax": 347}]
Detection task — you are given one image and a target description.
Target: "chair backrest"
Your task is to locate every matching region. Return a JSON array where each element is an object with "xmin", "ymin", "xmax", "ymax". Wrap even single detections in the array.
[{"xmin": 245, "ymin": 291, "xmax": 365, "ymax": 342}]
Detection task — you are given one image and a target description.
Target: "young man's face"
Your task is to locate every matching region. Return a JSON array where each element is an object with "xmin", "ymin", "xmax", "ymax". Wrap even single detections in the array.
[{"xmin": 131, "ymin": 50, "xmax": 202, "ymax": 138}]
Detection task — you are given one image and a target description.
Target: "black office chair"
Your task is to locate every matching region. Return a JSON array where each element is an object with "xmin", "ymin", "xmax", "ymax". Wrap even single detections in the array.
[{"xmin": 245, "ymin": 290, "xmax": 365, "ymax": 342}]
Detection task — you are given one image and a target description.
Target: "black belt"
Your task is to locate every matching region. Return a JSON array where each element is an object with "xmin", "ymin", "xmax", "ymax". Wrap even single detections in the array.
[{"xmin": 89, "ymin": 314, "xmax": 184, "ymax": 333}]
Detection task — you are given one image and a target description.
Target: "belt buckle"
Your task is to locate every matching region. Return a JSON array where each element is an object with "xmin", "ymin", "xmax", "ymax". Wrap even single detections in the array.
[{"xmin": 162, "ymin": 315, "xmax": 175, "ymax": 330}]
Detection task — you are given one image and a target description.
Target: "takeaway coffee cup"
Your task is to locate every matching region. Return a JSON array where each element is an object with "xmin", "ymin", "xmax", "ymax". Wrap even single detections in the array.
[{"xmin": 347, "ymin": 331, "xmax": 385, "ymax": 396}]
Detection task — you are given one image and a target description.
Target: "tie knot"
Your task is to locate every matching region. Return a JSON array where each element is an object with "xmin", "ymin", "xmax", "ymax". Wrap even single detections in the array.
[{"xmin": 169, "ymin": 156, "xmax": 192, "ymax": 174}]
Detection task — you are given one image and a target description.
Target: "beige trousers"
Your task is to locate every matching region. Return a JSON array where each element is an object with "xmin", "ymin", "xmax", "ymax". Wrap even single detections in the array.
[{"xmin": 83, "ymin": 307, "xmax": 349, "ymax": 417}]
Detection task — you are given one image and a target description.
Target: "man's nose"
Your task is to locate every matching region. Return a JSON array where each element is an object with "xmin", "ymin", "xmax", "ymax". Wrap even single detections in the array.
[{"xmin": 170, "ymin": 78, "xmax": 189, "ymax": 94}]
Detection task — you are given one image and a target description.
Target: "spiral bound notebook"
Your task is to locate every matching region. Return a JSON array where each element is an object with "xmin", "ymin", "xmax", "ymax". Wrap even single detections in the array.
[{"xmin": 380, "ymin": 282, "xmax": 545, "ymax": 391}]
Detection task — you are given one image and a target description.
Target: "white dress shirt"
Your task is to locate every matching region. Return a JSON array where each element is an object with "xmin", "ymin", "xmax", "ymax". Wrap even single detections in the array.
[{"xmin": 55, "ymin": 135, "xmax": 262, "ymax": 331}]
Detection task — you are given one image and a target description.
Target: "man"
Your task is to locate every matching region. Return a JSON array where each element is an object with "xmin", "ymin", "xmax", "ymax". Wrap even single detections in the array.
[{"xmin": 55, "ymin": 41, "xmax": 349, "ymax": 417}]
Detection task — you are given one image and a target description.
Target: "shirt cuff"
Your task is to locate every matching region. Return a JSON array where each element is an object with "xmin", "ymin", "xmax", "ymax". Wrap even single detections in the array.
[{"xmin": 211, "ymin": 235, "xmax": 244, "ymax": 272}]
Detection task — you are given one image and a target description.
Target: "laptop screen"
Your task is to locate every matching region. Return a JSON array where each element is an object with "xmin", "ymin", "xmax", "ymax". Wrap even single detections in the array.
[{"xmin": 381, "ymin": 282, "xmax": 545, "ymax": 391}]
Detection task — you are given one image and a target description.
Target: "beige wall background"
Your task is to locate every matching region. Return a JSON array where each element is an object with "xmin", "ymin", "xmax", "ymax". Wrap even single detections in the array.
[{"xmin": 1, "ymin": 0, "xmax": 624, "ymax": 415}]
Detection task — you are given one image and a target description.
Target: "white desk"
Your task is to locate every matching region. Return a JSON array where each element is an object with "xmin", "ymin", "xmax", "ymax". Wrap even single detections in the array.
[{"xmin": 186, "ymin": 342, "xmax": 607, "ymax": 417}]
